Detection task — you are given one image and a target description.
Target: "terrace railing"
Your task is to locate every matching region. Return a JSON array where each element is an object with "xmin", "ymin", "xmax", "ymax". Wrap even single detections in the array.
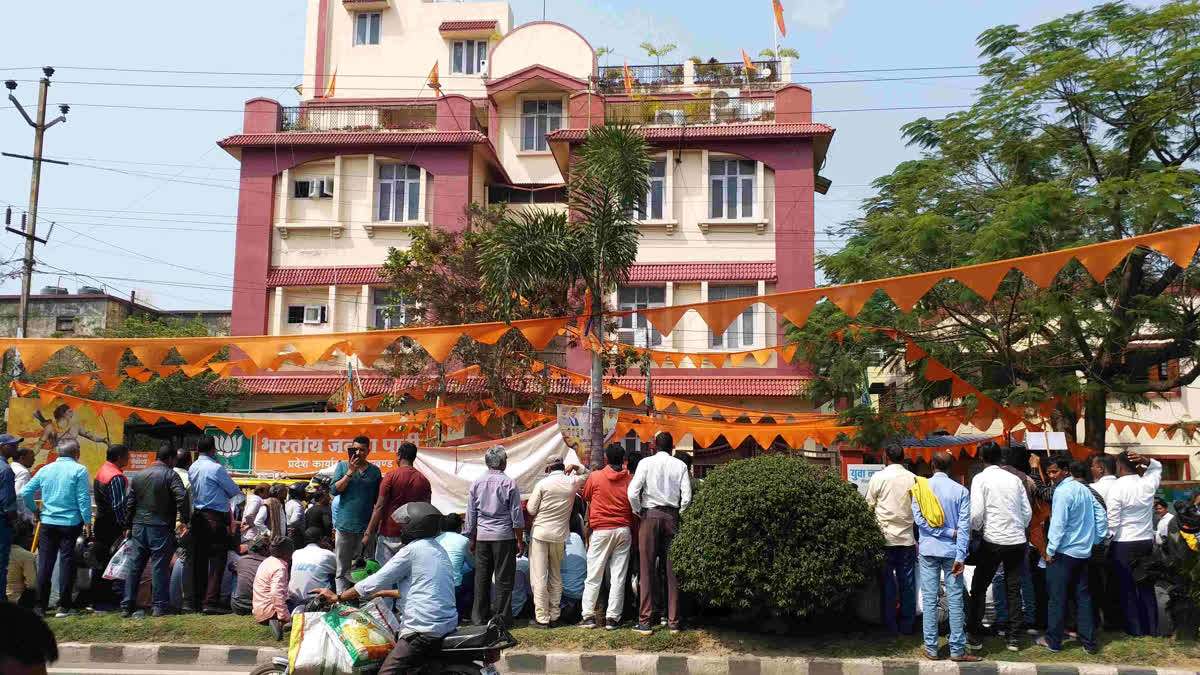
[
  {"xmin": 605, "ymin": 96, "xmax": 775, "ymax": 126},
  {"xmin": 279, "ymin": 104, "xmax": 438, "ymax": 132},
  {"xmin": 596, "ymin": 64, "xmax": 685, "ymax": 92}
]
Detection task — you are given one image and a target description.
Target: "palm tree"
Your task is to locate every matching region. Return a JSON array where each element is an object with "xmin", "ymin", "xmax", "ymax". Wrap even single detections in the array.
[
  {"xmin": 480, "ymin": 124, "xmax": 652, "ymax": 466},
  {"xmin": 596, "ymin": 46, "xmax": 613, "ymax": 67},
  {"xmin": 639, "ymin": 42, "xmax": 677, "ymax": 65},
  {"xmin": 759, "ymin": 47, "xmax": 799, "ymax": 59}
]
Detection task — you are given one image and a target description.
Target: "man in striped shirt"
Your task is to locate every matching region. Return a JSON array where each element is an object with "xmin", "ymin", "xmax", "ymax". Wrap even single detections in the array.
[{"xmin": 90, "ymin": 445, "xmax": 130, "ymax": 612}]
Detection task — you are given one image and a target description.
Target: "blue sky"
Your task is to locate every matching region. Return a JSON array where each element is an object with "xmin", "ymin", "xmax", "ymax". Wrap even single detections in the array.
[{"xmin": 0, "ymin": 0, "xmax": 1126, "ymax": 310}]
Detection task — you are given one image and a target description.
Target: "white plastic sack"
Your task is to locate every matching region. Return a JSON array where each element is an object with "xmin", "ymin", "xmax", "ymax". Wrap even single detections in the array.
[
  {"xmin": 360, "ymin": 597, "xmax": 402, "ymax": 637},
  {"xmin": 288, "ymin": 612, "xmax": 355, "ymax": 675},
  {"xmin": 102, "ymin": 539, "xmax": 136, "ymax": 581}
]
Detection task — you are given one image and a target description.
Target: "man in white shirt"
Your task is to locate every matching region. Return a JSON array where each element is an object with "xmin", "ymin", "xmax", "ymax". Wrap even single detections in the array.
[
  {"xmin": 966, "ymin": 443, "xmax": 1032, "ymax": 652},
  {"xmin": 1155, "ymin": 498, "xmax": 1175, "ymax": 546},
  {"xmin": 1087, "ymin": 453, "xmax": 1120, "ymax": 630},
  {"xmin": 1106, "ymin": 451, "xmax": 1161, "ymax": 636},
  {"xmin": 287, "ymin": 528, "xmax": 336, "ymax": 611},
  {"xmin": 11, "ymin": 448, "xmax": 35, "ymax": 525},
  {"xmin": 865, "ymin": 444, "xmax": 917, "ymax": 635},
  {"xmin": 526, "ymin": 458, "xmax": 587, "ymax": 628},
  {"xmin": 627, "ymin": 433, "xmax": 691, "ymax": 635}
]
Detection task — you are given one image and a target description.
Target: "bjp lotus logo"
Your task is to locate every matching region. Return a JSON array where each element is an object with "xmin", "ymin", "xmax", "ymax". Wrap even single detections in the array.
[{"xmin": 214, "ymin": 434, "xmax": 245, "ymax": 459}]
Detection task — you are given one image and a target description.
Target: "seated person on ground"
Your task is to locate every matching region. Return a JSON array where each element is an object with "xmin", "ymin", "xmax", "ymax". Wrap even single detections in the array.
[
  {"xmin": 287, "ymin": 528, "xmax": 336, "ymax": 611},
  {"xmin": 253, "ymin": 538, "xmax": 295, "ymax": 641}
]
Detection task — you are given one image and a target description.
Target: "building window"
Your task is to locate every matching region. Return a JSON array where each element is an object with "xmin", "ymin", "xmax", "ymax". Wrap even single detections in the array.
[
  {"xmin": 287, "ymin": 305, "xmax": 326, "ymax": 325},
  {"xmin": 631, "ymin": 160, "xmax": 666, "ymax": 220},
  {"xmin": 372, "ymin": 288, "xmax": 408, "ymax": 329},
  {"xmin": 486, "ymin": 184, "xmax": 565, "ymax": 205},
  {"xmin": 521, "ymin": 100, "xmax": 562, "ymax": 152},
  {"xmin": 55, "ymin": 316, "xmax": 75, "ymax": 333},
  {"xmin": 292, "ymin": 177, "xmax": 333, "ymax": 199},
  {"xmin": 354, "ymin": 12, "xmax": 381, "ymax": 46},
  {"xmin": 620, "ymin": 430, "xmax": 647, "ymax": 456},
  {"xmin": 377, "ymin": 164, "xmax": 421, "ymax": 222},
  {"xmin": 709, "ymin": 285, "xmax": 757, "ymax": 349},
  {"xmin": 709, "ymin": 159, "xmax": 756, "ymax": 219},
  {"xmin": 617, "ymin": 286, "xmax": 665, "ymax": 347},
  {"xmin": 451, "ymin": 40, "xmax": 488, "ymax": 75}
]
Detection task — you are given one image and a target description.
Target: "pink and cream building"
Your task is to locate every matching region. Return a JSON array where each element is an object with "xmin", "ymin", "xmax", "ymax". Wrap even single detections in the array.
[{"xmin": 219, "ymin": 0, "xmax": 837, "ymax": 456}]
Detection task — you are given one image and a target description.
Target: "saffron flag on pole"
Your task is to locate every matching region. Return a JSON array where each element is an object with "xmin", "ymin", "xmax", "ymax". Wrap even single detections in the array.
[
  {"xmin": 323, "ymin": 70, "xmax": 337, "ymax": 99},
  {"xmin": 623, "ymin": 62, "xmax": 633, "ymax": 95},
  {"xmin": 428, "ymin": 61, "xmax": 441, "ymax": 94},
  {"xmin": 772, "ymin": 0, "xmax": 787, "ymax": 37},
  {"xmin": 742, "ymin": 49, "xmax": 758, "ymax": 71}
]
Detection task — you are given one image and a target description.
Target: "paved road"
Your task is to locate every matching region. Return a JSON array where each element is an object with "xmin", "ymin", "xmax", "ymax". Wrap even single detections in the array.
[{"xmin": 52, "ymin": 666, "xmax": 252, "ymax": 675}]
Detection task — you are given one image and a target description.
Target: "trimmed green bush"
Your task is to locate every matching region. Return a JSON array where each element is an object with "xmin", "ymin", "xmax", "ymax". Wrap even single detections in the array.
[{"xmin": 671, "ymin": 454, "xmax": 885, "ymax": 619}]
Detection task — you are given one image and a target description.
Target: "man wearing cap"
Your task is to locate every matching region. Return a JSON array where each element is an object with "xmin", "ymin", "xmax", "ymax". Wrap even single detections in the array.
[{"xmin": 0, "ymin": 434, "xmax": 23, "ymax": 600}]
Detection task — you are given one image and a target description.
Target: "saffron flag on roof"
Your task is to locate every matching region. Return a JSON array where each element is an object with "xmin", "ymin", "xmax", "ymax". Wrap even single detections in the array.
[
  {"xmin": 742, "ymin": 49, "xmax": 758, "ymax": 72},
  {"xmin": 772, "ymin": 0, "xmax": 787, "ymax": 37},
  {"xmin": 623, "ymin": 62, "xmax": 633, "ymax": 95}
]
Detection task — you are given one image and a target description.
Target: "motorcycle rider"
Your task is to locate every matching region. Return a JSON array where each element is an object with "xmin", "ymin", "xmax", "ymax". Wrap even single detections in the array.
[{"xmin": 314, "ymin": 502, "xmax": 457, "ymax": 675}]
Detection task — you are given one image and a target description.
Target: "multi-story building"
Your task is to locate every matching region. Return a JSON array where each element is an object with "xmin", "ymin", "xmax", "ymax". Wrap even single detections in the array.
[
  {"xmin": 219, "ymin": 0, "xmax": 836, "ymax": 460},
  {"xmin": 0, "ymin": 286, "xmax": 230, "ymax": 337}
]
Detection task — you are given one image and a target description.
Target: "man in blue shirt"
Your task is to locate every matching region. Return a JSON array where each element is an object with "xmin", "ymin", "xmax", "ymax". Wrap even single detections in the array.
[
  {"xmin": 435, "ymin": 513, "xmax": 474, "ymax": 620},
  {"xmin": 315, "ymin": 503, "xmax": 457, "ymax": 675},
  {"xmin": 21, "ymin": 439, "xmax": 92, "ymax": 617},
  {"xmin": 187, "ymin": 436, "xmax": 241, "ymax": 614},
  {"xmin": 331, "ymin": 436, "xmax": 383, "ymax": 592},
  {"xmin": 911, "ymin": 452, "xmax": 979, "ymax": 662},
  {"xmin": 0, "ymin": 434, "xmax": 23, "ymax": 602},
  {"xmin": 1038, "ymin": 458, "xmax": 1107, "ymax": 655}
]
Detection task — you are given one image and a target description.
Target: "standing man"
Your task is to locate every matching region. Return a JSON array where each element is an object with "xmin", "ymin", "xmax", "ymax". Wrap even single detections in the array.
[
  {"xmin": 912, "ymin": 452, "xmax": 978, "ymax": 662},
  {"xmin": 21, "ymin": 439, "xmax": 92, "ymax": 618},
  {"xmin": 11, "ymin": 447, "xmax": 35, "ymax": 526},
  {"xmin": 0, "ymin": 435, "xmax": 23, "ymax": 601},
  {"xmin": 364, "ymin": 442, "xmax": 431, "ymax": 566},
  {"xmin": 627, "ymin": 432, "xmax": 692, "ymax": 636},
  {"xmin": 1037, "ymin": 459, "xmax": 1106, "ymax": 654},
  {"xmin": 1106, "ymin": 451, "xmax": 1162, "ymax": 636},
  {"xmin": 90, "ymin": 445, "xmax": 130, "ymax": 613},
  {"xmin": 466, "ymin": 445, "xmax": 524, "ymax": 627},
  {"xmin": 1088, "ymin": 453, "xmax": 1119, "ymax": 629},
  {"xmin": 1155, "ymin": 498, "xmax": 1174, "ymax": 546},
  {"xmin": 188, "ymin": 437, "xmax": 241, "ymax": 615},
  {"xmin": 865, "ymin": 443, "xmax": 918, "ymax": 635},
  {"xmin": 526, "ymin": 457, "xmax": 587, "ymax": 628},
  {"xmin": 123, "ymin": 445, "xmax": 190, "ymax": 618},
  {"xmin": 580, "ymin": 444, "xmax": 635, "ymax": 630},
  {"xmin": 966, "ymin": 442, "xmax": 1032, "ymax": 652},
  {"xmin": 331, "ymin": 436, "xmax": 383, "ymax": 592}
]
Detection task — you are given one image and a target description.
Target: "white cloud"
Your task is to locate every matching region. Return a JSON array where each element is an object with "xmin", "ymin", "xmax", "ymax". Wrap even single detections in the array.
[{"xmin": 789, "ymin": 0, "xmax": 848, "ymax": 31}]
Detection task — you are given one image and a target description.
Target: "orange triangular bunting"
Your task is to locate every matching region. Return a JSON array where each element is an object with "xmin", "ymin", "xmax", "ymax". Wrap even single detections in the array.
[
  {"xmin": 1014, "ymin": 251, "xmax": 1075, "ymax": 288},
  {"xmin": 884, "ymin": 273, "xmax": 942, "ymax": 312},
  {"xmin": 513, "ymin": 318, "xmax": 569, "ymax": 350},
  {"xmin": 129, "ymin": 345, "xmax": 174, "ymax": 369},
  {"xmin": 98, "ymin": 373, "xmax": 124, "ymax": 391},
  {"xmin": 905, "ymin": 341, "xmax": 927, "ymax": 363},
  {"xmin": 768, "ymin": 292, "xmax": 818, "ymax": 329},
  {"xmin": 695, "ymin": 296, "xmax": 757, "ymax": 336},
  {"xmin": 640, "ymin": 305, "xmax": 689, "ymax": 338},
  {"xmin": 172, "ymin": 343, "xmax": 222, "ymax": 366},
  {"xmin": 462, "ymin": 323, "xmax": 512, "ymax": 345},
  {"xmin": 751, "ymin": 348, "xmax": 774, "ymax": 366},
  {"xmin": 823, "ymin": 284, "xmax": 876, "ymax": 318},
  {"xmin": 234, "ymin": 341, "xmax": 284, "ymax": 369},
  {"xmin": 346, "ymin": 333, "xmax": 400, "ymax": 366},
  {"xmin": 124, "ymin": 366, "xmax": 154, "ymax": 383},
  {"xmin": 75, "ymin": 343, "xmax": 129, "ymax": 374},
  {"xmin": 953, "ymin": 263, "xmax": 1011, "ymax": 301},
  {"xmin": 1076, "ymin": 242, "xmax": 1135, "ymax": 283}
]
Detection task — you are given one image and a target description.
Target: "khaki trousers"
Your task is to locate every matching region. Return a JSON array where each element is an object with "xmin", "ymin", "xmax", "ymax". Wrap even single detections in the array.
[{"xmin": 530, "ymin": 537, "xmax": 566, "ymax": 625}]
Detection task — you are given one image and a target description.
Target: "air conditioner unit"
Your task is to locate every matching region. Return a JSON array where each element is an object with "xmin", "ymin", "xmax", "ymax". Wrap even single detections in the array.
[
  {"xmin": 711, "ymin": 88, "xmax": 739, "ymax": 122},
  {"xmin": 615, "ymin": 328, "xmax": 646, "ymax": 347},
  {"xmin": 653, "ymin": 109, "xmax": 685, "ymax": 125}
]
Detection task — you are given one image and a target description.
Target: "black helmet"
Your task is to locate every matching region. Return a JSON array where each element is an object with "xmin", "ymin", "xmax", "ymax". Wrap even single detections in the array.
[
  {"xmin": 391, "ymin": 502, "xmax": 442, "ymax": 544},
  {"xmin": 289, "ymin": 481, "xmax": 308, "ymax": 501},
  {"xmin": 1177, "ymin": 504, "xmax": 1200, "ymax": 535}
]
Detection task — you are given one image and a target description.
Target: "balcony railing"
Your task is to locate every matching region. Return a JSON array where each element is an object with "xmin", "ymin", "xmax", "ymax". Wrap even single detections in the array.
[
  {"xmin": 605, "ymin": 96, "xmax": 775, "ymax": 126},
  {"xmin": 279, "ymin": 104, "xmax": 438, "ymax": 132},
  {"xmin": 694, "ymin": 60, "xmax": 780, "ymax": 86},
  {"xmin": 597, "ymin": 64, "xmax": 685, "ymax": 92}
]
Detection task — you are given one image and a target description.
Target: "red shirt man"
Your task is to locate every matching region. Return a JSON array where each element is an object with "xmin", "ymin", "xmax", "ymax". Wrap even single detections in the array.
[
  {"xmin": 578, "ymin": 444, "xmax": 636, "ymax": 628},
  {"xmin": 364, "ymin": 442, "xmax": 431, "ymax": 564}
]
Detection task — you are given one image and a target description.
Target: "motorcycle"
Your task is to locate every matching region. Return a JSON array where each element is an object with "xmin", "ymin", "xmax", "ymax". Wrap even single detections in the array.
[{"xmin": 251, "ymin": 597, "xmax": 517, "ymax": 675}]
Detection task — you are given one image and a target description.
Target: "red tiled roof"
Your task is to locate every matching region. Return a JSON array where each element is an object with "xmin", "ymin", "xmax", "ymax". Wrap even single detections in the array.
[
  {"xmin": 267, "ymin": 266, "xmax": 386, "ymax": 287},
  {"xmin": 547, "ymin": 123, "xmax": 834, "ymax": 143},
  {"xmin": 218, "ymin": 131, "xmax": 487, "ymax": 148},
  {"xmin": 609, "ymin": 376, "xmax": 810, "ymax": 396},
  {"xmin": 628, "ymin": 262, "xmax": 776, "ymax": 283},
  {"xmin": 439, "ymin": 20, "xmax": 499, "ymax": 32},
  {"xmin": 233, "ymin": 372, "xmax": 809, "ymax": 397}
]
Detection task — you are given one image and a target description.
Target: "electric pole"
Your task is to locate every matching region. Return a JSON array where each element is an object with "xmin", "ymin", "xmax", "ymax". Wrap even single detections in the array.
[{"xmin": 5, "ymin": 67, "xmax": 69, "ymax": 339}]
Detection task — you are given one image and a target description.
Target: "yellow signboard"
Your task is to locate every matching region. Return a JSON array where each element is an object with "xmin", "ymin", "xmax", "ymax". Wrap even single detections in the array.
[{"xmin": 8, "ymin": 398, "xmax": 126, "ymax": 475}]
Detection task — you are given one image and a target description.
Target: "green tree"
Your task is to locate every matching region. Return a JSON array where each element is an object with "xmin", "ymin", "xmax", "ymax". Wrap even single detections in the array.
[
  {"xmin": 639, "ymin": 42, "xmax": 677, "ymax": 65},
  {"xmin": 758, "ymin": 47, "xmax": 799, "ymax": 59},
  {"xmin": 803, "ymin": 1, "xmax": 1200, "ymax": 450},
  {"xmin": 480, "ymin": 124, "xmax": 652, "ymax": 465},
  {"xmin": 595, "ymin": 46, "xmax": 613, "ymax": 67},
  {"xmin": 377, "ymin": 203, "xmax": 579, "ymax": 435}
]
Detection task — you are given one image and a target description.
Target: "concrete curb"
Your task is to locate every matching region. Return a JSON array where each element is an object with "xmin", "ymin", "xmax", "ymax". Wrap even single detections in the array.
[{"xmin": 55, "ymin": 644, "xmax": 1199, "ymax": 675}]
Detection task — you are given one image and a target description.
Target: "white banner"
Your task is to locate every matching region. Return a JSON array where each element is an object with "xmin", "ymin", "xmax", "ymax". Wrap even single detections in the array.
[{"xmin": 412, "ymin": 423, "xmax": 581, "ymax": 514}]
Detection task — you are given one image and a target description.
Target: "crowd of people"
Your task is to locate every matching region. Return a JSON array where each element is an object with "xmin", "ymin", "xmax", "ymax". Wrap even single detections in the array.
[
  {"xmin": 865, "ymin": 441, "xmax": 1199, "ymax": 659},
  {"xmin": 0, "ymin": 429, "xmax": 699, "ymax": 644}
]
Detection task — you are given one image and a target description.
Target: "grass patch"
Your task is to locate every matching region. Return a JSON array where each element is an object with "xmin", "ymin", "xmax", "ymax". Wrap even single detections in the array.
[{"xmin": 47, "ymin": 613, "xmax": 1200, "ymax": 667}]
